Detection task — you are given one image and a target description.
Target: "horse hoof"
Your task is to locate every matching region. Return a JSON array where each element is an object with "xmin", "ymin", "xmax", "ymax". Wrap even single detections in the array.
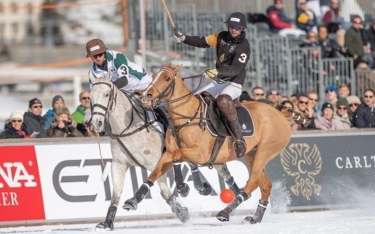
[
  {"xmin": 123, "ymin": 197, "xmax": 138, "ymax": 211},
  {"xmin": 176, "ymin": 207, "xmax": 190, "ymax": 223},
  {"xmin": 96, "ymin": 221, "xmax": 114, "ymax": 230},
  {"xmin": 177, "ymin": 183, "xmax": 190, "ymax": 197},
  {"xmin": 199, "ymin": 182, "xmax": 212, "ymax": 196},
  {"xmin": 216, "ymin": 210, "xmax": 229, "ymax": 222},
  {"xmin": 242, "ymin": 216, "xmax": 259, "ymax": 224}
]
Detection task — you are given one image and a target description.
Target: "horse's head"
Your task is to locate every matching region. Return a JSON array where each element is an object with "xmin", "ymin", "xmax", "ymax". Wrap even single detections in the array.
[
  {"xmin": 141, "ymin": 62, "xmax": 182, "ymax": 108},
  {"xmin": 89, "ymin": 71, "xmax": 115, "ymax": 132}
]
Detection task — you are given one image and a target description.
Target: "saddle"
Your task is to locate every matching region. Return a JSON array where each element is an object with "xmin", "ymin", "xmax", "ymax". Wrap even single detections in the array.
[{"xmin": 199, "ymin": 92, "xmax": 254, "ymax": 138}]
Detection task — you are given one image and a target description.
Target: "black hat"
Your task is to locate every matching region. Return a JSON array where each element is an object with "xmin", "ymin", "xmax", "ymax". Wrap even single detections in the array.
[
  {"xmin": 225, "ymin": 12, "xmax": 247, "ymax": 29},
  {"xmin": 29, "ymin": 98, "xmax": 42, "ymax": 108},
  {"xmin": 321, "ymin": 102, "xmax": 334, "ymax": 112}
]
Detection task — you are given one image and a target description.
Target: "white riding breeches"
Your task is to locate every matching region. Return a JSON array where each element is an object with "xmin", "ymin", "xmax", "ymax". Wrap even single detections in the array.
[
  {"xmin": 119, "ymin": 74, "xmax": 153, "ymax": 94},
  {"xmin": 195, "ymin": 80, "xmax": 242, "ymax": 100}
]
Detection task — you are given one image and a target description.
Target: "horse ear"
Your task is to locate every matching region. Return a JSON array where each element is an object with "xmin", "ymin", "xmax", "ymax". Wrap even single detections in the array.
[
  {"xmin": 88, "ymin": 71, "xmax": 96, "ymax": 84},
  {"xmin": 173, "ymin": 64, "xmax": 183, "ymax": 73},
  {"xmin": 164, "ymin": 62, "xmax": 171, "ymax": 68}
]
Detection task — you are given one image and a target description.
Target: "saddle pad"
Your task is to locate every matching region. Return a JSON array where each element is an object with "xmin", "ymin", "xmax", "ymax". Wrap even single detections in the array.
[{"xmin": 200, "ymin": 96, "xmax": 255, "ymax": 138}]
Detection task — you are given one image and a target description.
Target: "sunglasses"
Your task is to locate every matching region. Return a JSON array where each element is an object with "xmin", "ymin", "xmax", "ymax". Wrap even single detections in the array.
[
  {"xmin": 337, "ymin": 107, "xmax": 347, "ymax": 110},
  {"xmin": 299, "ymin": 101, "xmax": 309, "ymax": 105},
  {"xmin": 309, "ymin": 97, "xmax": 318, "ymax": 102},
  {"xmin": 269, "ymin": 92, "xmax": 279, "ymax": 96},
  {"xmin": 364, "ymin": 95, "xmax": 373, "ymax": 98},
  {"xmin": 92, "ymin": 53, "xmax": 104, "ymax": 59},
  {"xmin": 252, "ymin": 93, "xmax": 264, "ymax": 96},
  {"xmin": 353, "ymin": 21, "xmax": 362, "ymax": 24},
  {"xmin": 82, "ymin": 97, "xmax": 91, "ymax": 100},
  {"xmin": 229, "ymin": 24, "xmax": 243, "ymax": 31},
  {"xmin": 11, "ymin": 119, "xmax": 22, "ymax": 123},
  {"xmin": 326, "ymin": 89, "xmax": 336, "ymax": 93},
  {"xmin": 32, "ymin": 105, "xmax": 43, "ymax": 109},
  {"xmin": 349, "ymin": 103, "xmax": 358, "ymax": 107}
]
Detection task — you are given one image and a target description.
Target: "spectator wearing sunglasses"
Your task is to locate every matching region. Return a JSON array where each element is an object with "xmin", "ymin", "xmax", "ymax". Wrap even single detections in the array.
[
  {"xmin": 333, "ymin": 98, "xmax": 351, "ymax": 129},
  {"xmin": 23, "ymin": 98, "xmax": 47, "ymax": 138},
  {"xmin": 250, "ymin": 86, "xmax": 264, "ymax": 101},
  {"xmin": 353, "ymin": 89, "xmax": 375, "ymax": 128},
  {"xmin": 346, "ymin": 95, "xmax": 361, "ymax": 124},
  {"xmin": 72, "ymin": 91, "xmax": 91, "ymax": 125},
  {"xmin": 43, "ymin": 95, "xmax": 65, "ymax": 129},
  {"xmin": 314, "ymin": 102, "xmax": 334, "ymax": 130},
  {"xmin": 294, "ymin": 93, "xmax": 316, "ymax": 130},
  {"xmin": 0, "ymin": 110, "xmax": 30, "ymax": 139}
]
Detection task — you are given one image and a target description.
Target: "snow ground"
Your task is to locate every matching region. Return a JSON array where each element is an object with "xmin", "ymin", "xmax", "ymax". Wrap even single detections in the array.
[{"xmin": 1, "ymin": 208, "xmax": 375, "ymax": 234}]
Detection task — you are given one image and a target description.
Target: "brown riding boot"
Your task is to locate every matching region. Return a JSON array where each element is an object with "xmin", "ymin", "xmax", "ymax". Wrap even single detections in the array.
[
  {"xmin": 217, "ymin": 94, "xmax": 247, "ymax": 158},
  {"xmin": 227, "ymin": 118, "xmax": 247, "ymax": 158}
]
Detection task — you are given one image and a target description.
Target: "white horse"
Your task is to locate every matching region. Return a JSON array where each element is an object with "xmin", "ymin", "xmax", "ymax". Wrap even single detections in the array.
[{"xmin": 89, "ymin": 72, "xmax": 189, "ymax": 230}]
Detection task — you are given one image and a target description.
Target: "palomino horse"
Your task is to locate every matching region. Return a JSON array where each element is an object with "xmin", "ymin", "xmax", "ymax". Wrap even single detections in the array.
[
  {"xmin": 125, "ymin": 63, "xmax": 293, "ymax": 224},
  {"xmin": 89, "ymin": 71, "xmax": 189, "ymax": 230}
]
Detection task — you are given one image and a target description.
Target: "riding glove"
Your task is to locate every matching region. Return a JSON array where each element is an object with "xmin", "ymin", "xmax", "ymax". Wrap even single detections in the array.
[
  {"xmin": 174, "ymin": 29, "xmax": 185, "ymax": 44},
  {"xmin": 203, "ymin": 69, "xmax": 218, "ymax": 79}
]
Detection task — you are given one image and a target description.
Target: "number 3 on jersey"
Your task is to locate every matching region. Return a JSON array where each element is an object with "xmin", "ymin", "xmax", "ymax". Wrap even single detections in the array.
[
  {"xmin": 119, "ymin": 65, "xmax": 128, "ymax": 76},
  {"xmin": 238, "ymin": 53, "xmax": 247, "ymax": 63}
]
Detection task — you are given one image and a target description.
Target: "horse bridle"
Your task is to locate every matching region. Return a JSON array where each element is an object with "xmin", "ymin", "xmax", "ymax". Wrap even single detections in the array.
[{"xmin": 91, "ymin": 82, "xmax": 117, "ymax": 119}]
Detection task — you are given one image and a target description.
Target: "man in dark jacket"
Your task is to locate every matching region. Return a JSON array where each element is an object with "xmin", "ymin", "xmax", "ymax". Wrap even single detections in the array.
[
  {"xmin": 344, "ymin": 15, "xmax": 368, "ymax": 68},
  {"xmin": 353, "ymin": 89, "xmax": 375, "ymax": 128},
  {"xmin": 23, "ymin": 98, "xmax": 47, "ymax": 138},
  {"xmin": 174, "ymin": 12, "xmax": 250, "ymax": 158}
]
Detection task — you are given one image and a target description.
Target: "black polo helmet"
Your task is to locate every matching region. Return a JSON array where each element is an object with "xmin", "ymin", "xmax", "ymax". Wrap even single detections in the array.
[{"xmin": 224, "ymin": 12, "xmax": 247, "ymax": 29}]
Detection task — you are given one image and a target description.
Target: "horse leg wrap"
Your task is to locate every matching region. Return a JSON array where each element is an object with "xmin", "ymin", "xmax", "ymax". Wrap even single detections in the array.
[
  {"xmin": 216, "ymin": 192, "xmax": 249, "ymax": 222},
  {"xmin": 226, "ymin": 176, "xmax": 240, "ymax": 196},
  {"xmin": 243, "ymin": 200, "xmax": 269, "ymax": 224},
  {"xmin": 166, "ymin": 196, "xmax": 190, "ymax": 223},
  {"xmin": 96, "ymin": 206, "xmax": 117, "ymax": 230},
  {"xmin": 174, "ymin": 161, "xmax": 190, "ymax": 197},
  {"xmin": 123, "ymin": 181, "xmax": 153, "ymax": 211},
  {"xmin": 191, "ymin": 166, "xmax": 212, "ymax": 196}
]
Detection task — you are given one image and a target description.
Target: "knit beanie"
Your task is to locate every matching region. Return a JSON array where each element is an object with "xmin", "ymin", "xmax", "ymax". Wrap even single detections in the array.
[
  {"xmin": 336, "ymin": 98, "xmax": 348, "ymax": 108},
  {"xmin": 52, "ymin": 95, "xmax": 65, "ymax": 107}
]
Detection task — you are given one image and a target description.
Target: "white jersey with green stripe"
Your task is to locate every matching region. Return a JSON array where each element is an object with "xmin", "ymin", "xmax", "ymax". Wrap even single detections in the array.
[{"xmin": 89, "ymin": 50, "xmax": 151, "ymax": 93}]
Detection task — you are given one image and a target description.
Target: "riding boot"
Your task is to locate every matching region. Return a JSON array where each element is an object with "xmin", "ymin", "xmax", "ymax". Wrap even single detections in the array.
[
  {"xmin": 154, "ymin": 106, "xmax": 169, "ymax": 131},
  {"xmin": 227, "ymin": 118, "xmax": 247, "ymax": 158},
  {"xmin": 217, "ymin": 94, "xmax": 247, "ymax": 158}
]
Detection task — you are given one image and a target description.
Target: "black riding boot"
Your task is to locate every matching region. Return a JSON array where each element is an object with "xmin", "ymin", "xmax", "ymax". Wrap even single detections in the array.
[
  {"xmin": 154, "ymin": 106, "xmax": 169, "ymax": 131},
  {"xmin": 217, "ymin": 94, "xmax": 247, "ymax": 158}
]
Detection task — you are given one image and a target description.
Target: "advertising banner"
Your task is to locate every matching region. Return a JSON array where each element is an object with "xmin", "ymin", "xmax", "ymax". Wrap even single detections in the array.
[
  {"xmin": 267, "ymin": 133, "xmax": 375, "ymax": 209},
  {"xmin": 0, "ymin": 146, "xmax": 45, "ymax": 222},
  {"xmin": 35, "ymin": 143, "xmax": 260, "ymax": 221}
]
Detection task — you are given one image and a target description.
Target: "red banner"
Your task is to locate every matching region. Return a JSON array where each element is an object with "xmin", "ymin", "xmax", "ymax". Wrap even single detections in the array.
[{"xmin": 0, "ymin": 146, "xmax": 45, "ymax": 221}]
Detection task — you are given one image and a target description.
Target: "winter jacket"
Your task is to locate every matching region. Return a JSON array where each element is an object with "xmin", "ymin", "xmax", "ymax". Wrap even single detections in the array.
[
  {"xmin": 345, "ymin": 27, "xmax": 365, "ymax": 58},
  {"xmin": 0, "ymin": 122, "xmax": 29, "ymax": 139},
  {"xmin": 296, "ymin": 9, "xmax": 317, "ymax": 32},
  {"xmin": 332, "ymin": 113, "xmax": 352, "ymax": 129},
  {"xmin": 71, "ymin": 105, "xmax": 86, "ymax": 124},
  {"xmin": 183, "ymin": 31, "xmax": 250, "ymax": 85},
  {"xmin": 353, "ymin": 104, "xmax": 375, "ymax": 128},
  {"xmin": 43, "ymin": 109, "xmax": 56, "ymax": 129},
  {"xmin": 314, "ymin": 115, "xmax": 334, "ymax": 130},
  {"xmin": 23, "ymin": 112, "xmax": 47, "ymax": 138},
  {"xmin": 47, "ymin": 118, "xmax": 83, "ymax": 137},
  {"xmin": 266, "ymin": 6, "xmax": 293, "ymax": 32}
]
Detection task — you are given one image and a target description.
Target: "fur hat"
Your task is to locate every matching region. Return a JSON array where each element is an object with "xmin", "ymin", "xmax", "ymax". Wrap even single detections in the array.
[
  {"xmin": 55, "ymin": 106, "xmax": 70, "ymax": 116},
  {"xmin": 52, "ymin": 95, "xmax": 65, "ymax": 107},
  {"xmin": 10, "ymin": 110, "xmax": 23, "ymax": 122},
  {"xmin": 346, "ymin": 95, "xmax": 361, "ymax": 105},
  {"xmin": 29, "ymin": 98, "xmax": 42, "ymax": 108},
  {"xmin": 336, "ymin": 98, "xmax": 348, "ymax": 108},
  {"xmin": 321, "ymin": 102, "xmax": 334, "ymax": 112}
]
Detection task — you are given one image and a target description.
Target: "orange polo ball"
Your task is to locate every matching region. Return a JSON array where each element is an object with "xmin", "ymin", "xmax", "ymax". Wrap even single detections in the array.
[{"xmin": 220, "ymin": 189, "xmax": 235, "ymax": 204}]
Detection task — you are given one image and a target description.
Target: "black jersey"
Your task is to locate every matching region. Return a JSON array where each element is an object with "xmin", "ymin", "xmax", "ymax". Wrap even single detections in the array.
[{"xmin": 183, "ymin": 31, "xmax": 251, "ymax": 85}]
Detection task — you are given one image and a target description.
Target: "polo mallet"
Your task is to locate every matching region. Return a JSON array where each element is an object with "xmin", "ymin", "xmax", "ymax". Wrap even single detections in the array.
[{"xmin": 161, "ymin": 0, "xmax": 176, "ymax": 30}]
